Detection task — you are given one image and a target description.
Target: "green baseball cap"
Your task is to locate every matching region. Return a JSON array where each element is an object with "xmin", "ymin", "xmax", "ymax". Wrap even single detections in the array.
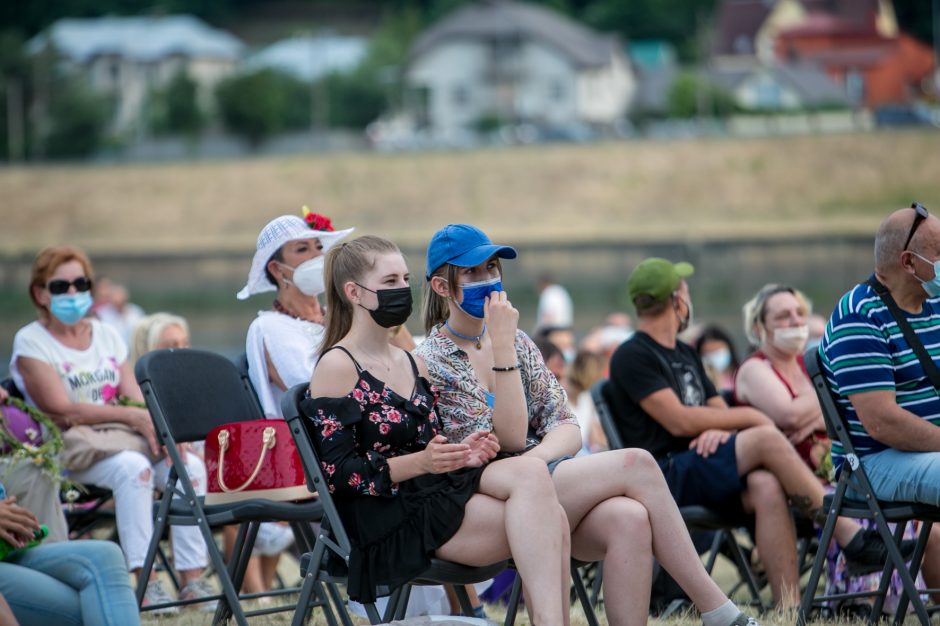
[{"xmin": 627, "ymin": 258, "xmax": 695, "ymax": 304}]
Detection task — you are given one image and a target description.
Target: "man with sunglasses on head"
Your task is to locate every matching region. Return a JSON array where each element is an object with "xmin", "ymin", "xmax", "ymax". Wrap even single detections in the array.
[
  {"xmin": 606, "ymin": 257, "xmax": 910, "ymax": 608},
  {"xmin": 820, "ymin": 203, "xmax": 940, "ymax": 589}
]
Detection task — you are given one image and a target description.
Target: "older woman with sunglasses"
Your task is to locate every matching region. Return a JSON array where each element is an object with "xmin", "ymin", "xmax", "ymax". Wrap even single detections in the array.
[{"xmin": 9, "ymin": 245, "xmax": 211, "ymax": 611}]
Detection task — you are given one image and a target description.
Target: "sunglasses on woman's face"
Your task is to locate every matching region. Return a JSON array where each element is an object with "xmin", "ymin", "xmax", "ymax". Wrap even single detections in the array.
[{"xmin": 47, "ymin": 277, "xmax": 93, "ymax": 295}]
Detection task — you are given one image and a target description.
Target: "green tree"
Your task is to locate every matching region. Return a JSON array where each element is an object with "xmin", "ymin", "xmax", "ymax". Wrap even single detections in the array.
[
  {"xmin": 43, "ymin": 79, "xmax": 111, "ymax": 158},
  {"xmin": 148, "ymin": 70, "xmax": 205, "ymax": 138},
  {"xmin": 667, "ymin": 71, "xmax": 736, "ymax": 119},
  {"xmin": 215, "ymin": 68, "xmax": 309, "ymax": 148},
  {"xmin": 323, "ymin": 71, "xmax": 387, "ymax": 129}
]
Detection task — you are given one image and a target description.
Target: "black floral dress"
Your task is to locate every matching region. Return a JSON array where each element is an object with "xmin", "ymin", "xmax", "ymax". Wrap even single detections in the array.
[{"xmin": 300, "ymin": 346, "xmax": 484, "ymax": 603}]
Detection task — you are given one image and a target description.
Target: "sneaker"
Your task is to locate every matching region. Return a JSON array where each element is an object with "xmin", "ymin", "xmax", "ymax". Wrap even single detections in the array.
[
  {"xmin": 843, "ymin": 528, "xmax": 917, "ymax": 577},
  {"xmin": 142, "ymin": 580, "xmax": 180, "ymax": 615},
  {"xmin": 728, "ymin": 612, "xmax": 761, "ymax": 626},
  {"xmin": 179, "ymin": 578, "xmax": 218, "ymax": 613},
  {"xmin": 254, "ymin": 522, "xmax": 295, "ymax": 556}
]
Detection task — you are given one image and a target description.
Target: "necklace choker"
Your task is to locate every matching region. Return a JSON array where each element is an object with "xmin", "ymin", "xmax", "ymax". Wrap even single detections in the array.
[
  {"xmin": 273, "ymin": 299, "xmax": 322, "ymax": 324},
  {"xmin": 445, "ymin": 320, "xmax": 486, "ymax": 350}
]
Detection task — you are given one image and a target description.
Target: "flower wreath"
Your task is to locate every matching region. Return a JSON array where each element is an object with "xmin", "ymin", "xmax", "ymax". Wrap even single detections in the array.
[
  {"xmin": 302, "ymin": 205, "xmax": 334, "ymax": 232},
  {"xmin": 0, "ymin": 397, "xmax": 81, "ymax": 496}
]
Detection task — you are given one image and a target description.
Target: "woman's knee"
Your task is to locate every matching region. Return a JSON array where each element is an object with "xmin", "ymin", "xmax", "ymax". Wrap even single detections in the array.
[
  {"xmin": 617, "ymin": 448, "xmax": 660, "ymax": 477},
  {"xmin": 507, "ymin": 456, "xmax": 555, "ymax": 494}
]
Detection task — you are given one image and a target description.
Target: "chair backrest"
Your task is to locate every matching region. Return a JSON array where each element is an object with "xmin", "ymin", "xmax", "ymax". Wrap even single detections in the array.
[
  {"xmin": 0, "ymin": 377, "xmax": 24, "ymax": 400},
  {"xmin": 803, "ymin": 346, "xmax": 858, "ymax": 458},
  {"xmin": 591, "ymin": 379, "xmax": 625, "ymax": 450},
  {"xmin": 135, "ymin": 349, "xmax": 265, "ymax": 444},
  {"xmin": 282, "ymin": 382, "xmax": 352, "ymax": 560}
]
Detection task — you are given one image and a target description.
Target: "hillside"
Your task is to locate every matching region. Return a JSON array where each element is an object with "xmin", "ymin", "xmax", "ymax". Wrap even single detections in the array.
[{"xmin": 2, "ymin": 131, "xmax": 938, "ymax": 256}]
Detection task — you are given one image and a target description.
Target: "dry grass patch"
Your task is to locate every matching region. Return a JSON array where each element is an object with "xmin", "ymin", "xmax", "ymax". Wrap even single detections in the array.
[{"xmin": 3, "ymin": 131, "xmax": 939, "ymax": 256}]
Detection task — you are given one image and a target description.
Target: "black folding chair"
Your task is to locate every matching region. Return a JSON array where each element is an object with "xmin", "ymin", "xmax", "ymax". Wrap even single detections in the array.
[
  {"xmin": 797, "ymin": 347, "xmax": 940, "ymax": 626},
  {"xmin": 135, "ymin": 349, "xmax": 336, "ymax": 626},
  {"xmin": 591, "ymin": 379, "xmax": 767, "ymax": 610},
  {"xmin": 282, "ymin": 383, "xmax": 508, "ymax": 626}
]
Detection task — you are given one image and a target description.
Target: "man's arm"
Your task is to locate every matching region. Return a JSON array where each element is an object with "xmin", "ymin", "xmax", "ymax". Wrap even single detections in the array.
[
  {"xmin": 639, "ymin": 387, "xmax": 772, "ymax": 437},
  {"xmin": 850, "ymin": 389, "xmax": 940, "ymax": 451}
]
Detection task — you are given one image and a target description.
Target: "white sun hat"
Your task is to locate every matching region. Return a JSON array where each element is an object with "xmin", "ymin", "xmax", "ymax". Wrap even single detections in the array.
[{"xmin": 237, "ymin": 213, "xmax": 354, "ymax": 300}]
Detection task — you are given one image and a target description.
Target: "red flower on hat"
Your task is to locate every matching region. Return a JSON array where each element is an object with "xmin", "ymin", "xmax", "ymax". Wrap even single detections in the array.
[{"xmin": 302, "ymin": 205, "xmax": 335, "ymax": 232}]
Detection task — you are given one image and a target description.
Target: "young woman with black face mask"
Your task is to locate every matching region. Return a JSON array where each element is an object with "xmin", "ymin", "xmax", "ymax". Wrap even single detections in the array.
[
  {"xmin": 305, "ymin": 235, "xmax": 572, "ymax": 623},
  {"xmin": 416, "ymin": 224, "xmax": 762, "ymax": 626}
]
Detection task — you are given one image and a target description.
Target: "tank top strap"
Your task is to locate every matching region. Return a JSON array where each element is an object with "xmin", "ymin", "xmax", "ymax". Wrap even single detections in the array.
[
  {"xmin": 745, "ymin": 350, "xmax": 798, "ymax": 399},
  {"xmin": 403, "ymin": 350, "xmax": 420, "ymax": 378},
  {"xmin": 321, "ymin": 345, "xmax": 364, "ymax": 374}
]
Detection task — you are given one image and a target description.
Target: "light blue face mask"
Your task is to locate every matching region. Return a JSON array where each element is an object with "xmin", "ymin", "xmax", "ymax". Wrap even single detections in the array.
[
  {"xmin": 912, "ymin": 252, "xmax": 940, "ymax": 297},
  {"xmin": 457, "ymin": 276, "xmax": 502, "ymax": 319},
  {"xmin": 50, "ymin": 291, "xmax": 93, "ymax": 325}
]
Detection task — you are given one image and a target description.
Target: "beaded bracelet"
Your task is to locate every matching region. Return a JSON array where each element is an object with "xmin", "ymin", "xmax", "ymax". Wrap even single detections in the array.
[{"xmin": 492, "ymin": 364, "xmax": 520, "ymax": 372}]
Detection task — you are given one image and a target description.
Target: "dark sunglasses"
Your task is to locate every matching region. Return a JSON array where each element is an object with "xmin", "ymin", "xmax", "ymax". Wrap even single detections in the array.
[
  {"xmin": 47, "ymin": 277, "xmax": 93, "ymax": 295},
  {"xmin": 902, "ymin": 202, "xmax": 929, "ymax": 251}
]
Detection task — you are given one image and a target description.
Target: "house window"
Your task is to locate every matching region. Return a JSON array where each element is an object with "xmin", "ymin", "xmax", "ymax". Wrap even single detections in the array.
[
  {"xmin": 733, "ymin": 35, "xmax": 753, "ymax": 55},
  {"xmin": 845, "ymin": 69, "xmax": 865, "ymax": 106},
  {"xmin": 109, "ymin": 59, "xmax": 121, "ymax": 86},
  {"xmin": 550, "ymin": 80, "xmax": 566, "ymax": 102},
  {"xmin": 755, "ymin": 76, "xmax": 781, "ymax": 109},
  {"xmin": 452, "ymin": 85, "xmax": 469, "ymax": 107}
]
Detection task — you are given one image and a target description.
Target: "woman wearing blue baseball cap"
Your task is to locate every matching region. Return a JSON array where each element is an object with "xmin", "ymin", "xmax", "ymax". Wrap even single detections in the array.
[{"xmin": 416, "ymin": 224, "xmax": 760, "ymax": 626}]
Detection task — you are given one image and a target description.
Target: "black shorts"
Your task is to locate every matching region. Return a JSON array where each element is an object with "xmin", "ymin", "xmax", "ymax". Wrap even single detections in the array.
[{"xmin": 657, "ymin": 435, "xmax": 747, "ymax": 511}]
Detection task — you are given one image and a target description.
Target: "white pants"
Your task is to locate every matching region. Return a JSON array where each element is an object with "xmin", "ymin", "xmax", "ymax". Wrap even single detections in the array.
[{"xmin": 70, "ymin": 450, "xmax": 209, "ymax": 572}]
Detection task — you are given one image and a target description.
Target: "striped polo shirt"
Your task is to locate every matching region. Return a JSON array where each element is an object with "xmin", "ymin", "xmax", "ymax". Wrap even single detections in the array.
[{"xmin": 820, "ymin": 278, "xmax": 940, "ymax": 469}]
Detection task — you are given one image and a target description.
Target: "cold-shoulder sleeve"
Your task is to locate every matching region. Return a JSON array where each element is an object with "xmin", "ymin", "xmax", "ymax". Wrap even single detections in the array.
[{"xmin": 301, "ymin": 395, "xmax": 397, "ymax": 497}]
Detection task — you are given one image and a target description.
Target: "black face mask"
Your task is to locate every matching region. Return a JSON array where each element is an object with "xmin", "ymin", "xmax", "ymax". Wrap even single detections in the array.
[{"xmin": 356, "ymin": 283, "xmax": 413, "ymax": 328}]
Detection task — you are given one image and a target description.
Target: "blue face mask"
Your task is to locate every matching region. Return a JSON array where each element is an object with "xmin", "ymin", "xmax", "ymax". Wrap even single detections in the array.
[
  {"xmin": 457, "ymin": 276, "xmax": 502, "ymax": 319},
  {"xmin": 50, "ymin": 291, "xmax": 93, "ymax": 325},
  {"xmin": 913, "ymin": 252, "xmax": 940, "ymax": 297}
]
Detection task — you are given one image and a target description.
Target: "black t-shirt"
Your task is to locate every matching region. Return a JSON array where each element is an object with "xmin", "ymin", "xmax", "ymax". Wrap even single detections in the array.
[{"xmin": 608, "ymin": 331, "xmax": 718, "ymax": 458}]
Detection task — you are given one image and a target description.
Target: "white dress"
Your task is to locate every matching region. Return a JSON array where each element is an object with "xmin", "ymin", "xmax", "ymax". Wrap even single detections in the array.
[{"xmin": 246, "ymin": 311, "xmax": 325, "ymax": 418}]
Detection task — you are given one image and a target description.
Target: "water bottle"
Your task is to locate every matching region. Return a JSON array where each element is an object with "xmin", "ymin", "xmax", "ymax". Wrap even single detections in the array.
[{"xmin": 0, "ymin": 524, "xmax": 48, "ymax": 561}]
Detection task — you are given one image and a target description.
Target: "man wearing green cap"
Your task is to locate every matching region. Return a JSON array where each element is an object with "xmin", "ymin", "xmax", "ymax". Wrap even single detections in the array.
[{"xmin": 605, "ymin": 257, "xmax": 910, "ymax": 608}]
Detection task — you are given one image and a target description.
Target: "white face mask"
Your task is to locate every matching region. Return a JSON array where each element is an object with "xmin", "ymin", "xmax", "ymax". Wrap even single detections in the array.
[
  {"xmin": 772, "ymin": 325, "xmax": 809, "ymax": 353},
  {"xmin": 701, "ymin": 348, "xmax": 732, "ymax": 372},
  {"xmin": 279, "ymin": 256, "xmax": 325, "ymax": 297}
]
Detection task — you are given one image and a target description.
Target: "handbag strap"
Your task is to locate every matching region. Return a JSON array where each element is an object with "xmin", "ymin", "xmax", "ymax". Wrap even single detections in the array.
[
  {"xmin": 866, "ymin": 275, "xmax": 940, "ymax": 390},
  {"xmin": 216, "ymin": 425, "xmax": 277, "ymax": 493}
]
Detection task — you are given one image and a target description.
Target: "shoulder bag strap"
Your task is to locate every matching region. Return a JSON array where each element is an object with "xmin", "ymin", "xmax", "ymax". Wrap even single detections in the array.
[{"xmin": 867, "ymin": 275, "xmax": 940, "ymax": 390}]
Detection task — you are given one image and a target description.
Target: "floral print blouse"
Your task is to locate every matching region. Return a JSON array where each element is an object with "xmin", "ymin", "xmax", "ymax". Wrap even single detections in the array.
[
  {"xmin": 415, "ymin": 325, "xmax": 578, "ymax": 448},
  {"xmin": 304, "ymin": 366, "xmax": 441, "ymax": 498}
]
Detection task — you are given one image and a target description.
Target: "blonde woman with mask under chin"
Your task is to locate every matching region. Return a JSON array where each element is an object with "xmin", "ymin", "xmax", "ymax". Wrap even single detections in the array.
[{"xmin": 733, "ymin": 284, "xmax": 828, "ymax": 470}]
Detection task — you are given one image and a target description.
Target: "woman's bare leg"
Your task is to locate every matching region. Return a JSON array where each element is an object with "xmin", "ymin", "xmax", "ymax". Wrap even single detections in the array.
[
  {"xmin": 552, "ymin": 450, "xmax": 729, "ymax": 615},
  {"xmin": 569, "ymin": 496, "xmax": 653, "ymax": 626},
  {"xmin": 436, "ymin": 457, "xmax": 570, "ymax": 626}
]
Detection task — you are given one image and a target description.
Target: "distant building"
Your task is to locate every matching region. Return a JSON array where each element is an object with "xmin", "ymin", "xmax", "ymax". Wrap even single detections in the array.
[
  {"xmin": 29, "ymin": 15, "xmax": 243, "ymax": 133},
  {"xmin": 244, "ymin": 35, "xmax": 367, "ymax": 82},
  {"xmin": 404, "ymin": 0, "xmax": 635, "ymax": 133},
  {"xmin": 712, "ymin": 0, "xmax": 934, "ymax": 107},
  {"xmin": 629, "ymin": 40, "xmax": 678, "ymax": 116},
  {"xmin": 707, "ymin": 59, "xmax": 849, "ymax": 110},
  {"xmin": 775, "ymin": 15, "xmax": 934, "ymax": 107}
]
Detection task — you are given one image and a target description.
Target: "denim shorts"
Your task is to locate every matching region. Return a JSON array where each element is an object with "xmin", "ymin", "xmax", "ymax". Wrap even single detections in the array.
[
  {"xmin": 854, "ymin": 448, "xmax": 940, "ymax": 506},
  {"xmin": 546, "ymin": 455, "xmax": 575, "ymax": 475},
  {"xmin": 657, "ymin": 436, "xmax": 746, "ymax": 510}
]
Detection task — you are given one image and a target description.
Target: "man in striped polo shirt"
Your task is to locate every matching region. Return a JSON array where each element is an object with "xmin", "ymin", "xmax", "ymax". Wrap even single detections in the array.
[{"xmin": 821, "ymin": 206, "xmax": 940, "ymax": 581}]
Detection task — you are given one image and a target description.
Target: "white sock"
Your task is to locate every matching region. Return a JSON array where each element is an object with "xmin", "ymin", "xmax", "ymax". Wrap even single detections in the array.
[{"xmin": 701, "ymin": 600, "xmax": 740, "ymax": 626}]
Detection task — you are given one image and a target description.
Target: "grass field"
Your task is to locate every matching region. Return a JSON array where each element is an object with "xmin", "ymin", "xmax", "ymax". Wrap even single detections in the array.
[{"xmin": 2, "ymin": 130, "xmax": 939, "ymax": 257}]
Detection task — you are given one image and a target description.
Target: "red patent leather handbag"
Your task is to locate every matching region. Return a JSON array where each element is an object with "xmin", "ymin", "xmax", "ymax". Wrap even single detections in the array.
[{"xmin": 204, "ymin": 419, "xmax": 315, "ymax": 504}]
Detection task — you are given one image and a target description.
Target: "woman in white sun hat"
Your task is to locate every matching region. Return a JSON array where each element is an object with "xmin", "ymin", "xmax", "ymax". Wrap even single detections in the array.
[
  {"xmin": 238, "ymin": 208, "xmax": 354, "ymax": 419},
  {"xmin": 234, "ymin": 208, "xmax": 353, "ymax": 595}
]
